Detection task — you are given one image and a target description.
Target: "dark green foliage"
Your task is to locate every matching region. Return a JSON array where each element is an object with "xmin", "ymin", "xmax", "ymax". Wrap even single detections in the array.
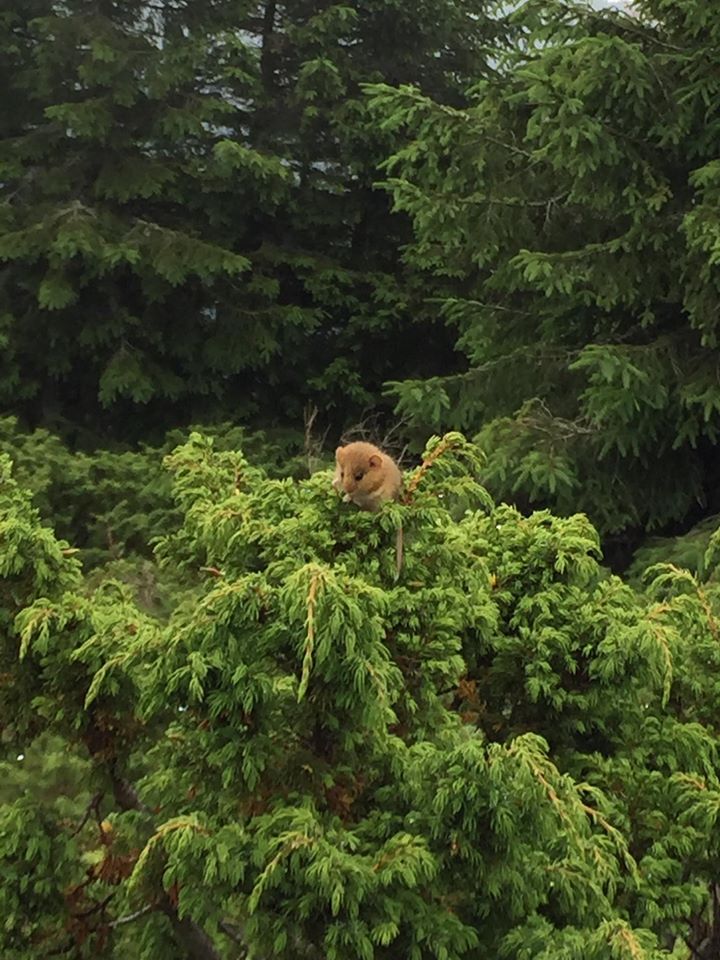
[
  {"xmin": 0, "ymin": 798, "xmax": 80, "ymax": 958},
  {"xmin": 369, "ymin": 0, "xmax": 720, "ymax": 550},
  {"xmin": 2, "ymin": 432, "xmax": 720, "ymax": 958},
  {"xmin": 627, "ymin": 513, "xmax": 720, "ymax": 582},
  {"xmin": 0, "ymin": 733, "xmax": 91, "ymax": 811},
  {"xmin": 0, "ymin": 0, "xmax": 502, "ymax": 441}
]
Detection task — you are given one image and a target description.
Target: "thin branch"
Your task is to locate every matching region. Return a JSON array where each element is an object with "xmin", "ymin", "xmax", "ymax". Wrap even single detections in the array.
[
  {"xmin": 482, "ymin": 192, "xmax": 569, "ymax": 209},
  {"xmin": 72, "ymin": 893, "xmax": 114, "ymax": 920},
  {"xmin": 303, "ymin": 403, "xmax": 327, "ymax": 477},
  {"xmin": 470, "ymin": 133, "xmax": 534, "ymax": 159},
  {"xmin": 219, "ymin": 919, "xmax": 245, "ymax": 944},
  {"xmin": 109, "ymin": 904, "xmax": 155, "ymax": 928},
  {"xmin": 71, "ymin": 791, "xmax": 104, "ymax": 838},
  {"xmin": 83, "ymin": 721, "xmax": 224, "ymax": 960}
]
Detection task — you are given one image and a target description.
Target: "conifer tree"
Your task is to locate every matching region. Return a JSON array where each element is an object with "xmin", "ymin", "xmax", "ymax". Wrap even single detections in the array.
[
  {"xmin": 0, "ymin": 0, "xmax": 503, "ymax": 441},
  {"xmin": 369, "ymin": 0, "xmax": 720, "ymax": 559},
  {"xmin": 3, "ymin": 432, "xmax": 720, "ymax": 958}
]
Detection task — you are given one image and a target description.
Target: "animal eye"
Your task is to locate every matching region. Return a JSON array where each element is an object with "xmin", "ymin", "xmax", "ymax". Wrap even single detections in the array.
[{"xmin": 354, "ymin": 472, "xmax": 364, "ymax": 481}]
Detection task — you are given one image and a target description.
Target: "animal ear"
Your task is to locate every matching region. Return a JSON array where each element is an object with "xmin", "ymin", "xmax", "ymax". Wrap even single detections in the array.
[
  {"xmin": 335, "ymin": 446, "xmax": 344, "ymax": 460},
  {"xmin": 368, "ymin": 454, "xmax": 381, "ymax": 468}
]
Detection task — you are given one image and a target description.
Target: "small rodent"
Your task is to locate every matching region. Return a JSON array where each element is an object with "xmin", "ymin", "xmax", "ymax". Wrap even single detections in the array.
[
  {"xmin": 333, "ymin": 441, "xmax": 403, "ymax": 511},
  {"xmin": 333, "ymin": 441, "xmax": 404, "ymax": 578}
]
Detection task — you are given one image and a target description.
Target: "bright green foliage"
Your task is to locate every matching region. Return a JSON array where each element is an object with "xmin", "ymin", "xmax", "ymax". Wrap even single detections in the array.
[
  {"xmin": 0, "ymin": 416, "xmax": 320, "ymax": 614},
  {"xmin": 0, "ymin": 0, "xmax": 502, "ymax": 440},
  {"xmin": 369, "ymin": 0, "xmax": 720, "ymax": 548},
  {"xmin": 3, "ymin": 432, "xmax": 720, "ymax": 957}
]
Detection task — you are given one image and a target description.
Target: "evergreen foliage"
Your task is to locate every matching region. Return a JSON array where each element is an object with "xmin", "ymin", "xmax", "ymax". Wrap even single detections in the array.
[
  {"xmin": 6, "ymin": 2, "xmax": 720, "ymax": 957},
  {"xmin": 0, "ymin": 415, "xmax": 317, "ymax": 614},
  {"xmin": 3, "ymin": 432, "xmax": 720, "ymax": 958},
  {"xmin": 0, "ymin": 0, "xmax": 502, "ymax": 440},
  {"xmin": 369, "ymin": 0, "xmax": 720, "ymax": 551}
]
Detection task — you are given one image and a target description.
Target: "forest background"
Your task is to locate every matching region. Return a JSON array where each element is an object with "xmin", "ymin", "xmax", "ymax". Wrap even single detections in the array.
[{"xmin": 4, "ymin": 1, "xmax": 720, "ymax": 959}]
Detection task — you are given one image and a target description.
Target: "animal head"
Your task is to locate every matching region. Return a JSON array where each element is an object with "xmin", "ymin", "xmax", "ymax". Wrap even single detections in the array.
[{"xmin": 335, "ymin": 442, "xmax": 383, "ymax": 495}]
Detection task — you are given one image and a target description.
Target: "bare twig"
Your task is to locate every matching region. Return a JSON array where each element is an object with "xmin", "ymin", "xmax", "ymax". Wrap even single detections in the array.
[
  {"xmin": 339, "ymin": 412, "xmax": 412, "ymax": 467},
  {"xmin": 109, "ymin": 904, "xmax": 155, "ymax": 928},
  {"xmin": 71, "ymin": 791, "xmax": 103, "ymax": 838},
  {"xmin": 303, "ymin": 404, "xmax": 327, "ymax": 476}
]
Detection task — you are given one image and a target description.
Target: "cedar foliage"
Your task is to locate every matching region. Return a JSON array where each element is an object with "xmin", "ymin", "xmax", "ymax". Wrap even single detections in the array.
[
  {"xmin": 369, "ymin": 0, "xmax": 720, "ymax": 552},
  {"xmin": 3, "ymin": 432, "xmax": 720, "ymax": 958}
]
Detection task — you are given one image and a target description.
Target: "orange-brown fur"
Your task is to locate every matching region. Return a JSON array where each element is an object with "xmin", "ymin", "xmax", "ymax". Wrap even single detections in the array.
[{"xmin": 333, "ymin": 441, "xmax": 403, "ymax": 512}]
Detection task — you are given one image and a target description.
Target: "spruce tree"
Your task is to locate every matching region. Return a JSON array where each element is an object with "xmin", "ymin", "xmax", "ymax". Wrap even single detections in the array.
[
  {"xmin": 0, "ymin": 0, "xmax": 503, "ymax": 442},
  {"xmin": 369, "ymin": 0, "xmax": 720, "ymax": 560}
]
